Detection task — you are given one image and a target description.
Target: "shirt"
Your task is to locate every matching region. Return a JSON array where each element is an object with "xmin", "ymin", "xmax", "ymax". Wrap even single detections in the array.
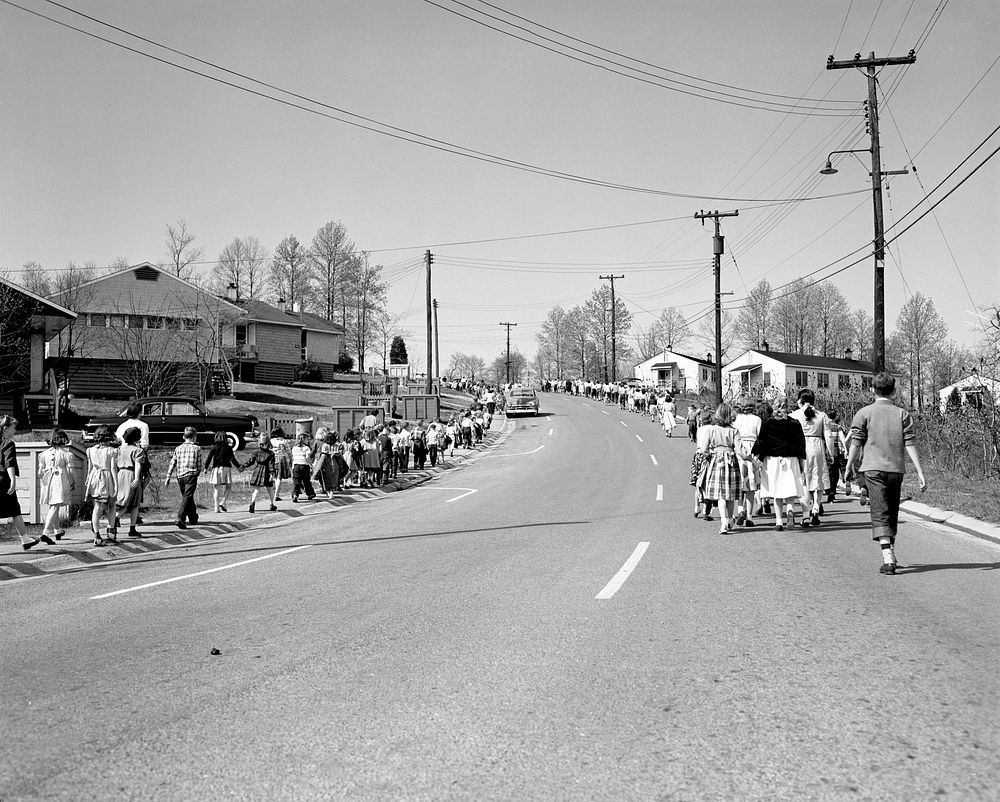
[
  {"xmin": 115, "ymin": 418, "xmax": 150, "ymax": 450},
  {"xmin": 850, "ymin": 397, "xmax": 915, "ymax": 473},
  {"xmin": 166, "ymin": 441, "xmax": 202, "ymax": 478},
  {"xmin": 291, "ymin": 444, "xmax": 312, "ymax": 466}
]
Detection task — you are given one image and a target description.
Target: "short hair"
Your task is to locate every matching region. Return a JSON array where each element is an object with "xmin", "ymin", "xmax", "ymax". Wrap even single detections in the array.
[
  {"xmin": 828, "ymin": 409, "xmax": 840, "ymax": 422},
  {"xmin": 797, "ymin": 388, "xmax": 815, "ymax": 405},
  {"xmin": 48, "ymin": 428, "xmax": 70, "ymax": 446},
  {"xmin": 297, "ymin": 432, "xmax": 311, "ymax": 445},
  {"xmin": 125, "ymin": 402, "xmax": 142, "ymax": 418},
  {"xmin": 258, "ymin": 434, "xmax": 271, "ymax": 448},
  {"xmin": 95, "ymin": 424, "xmax": 115, "ymax": 443},
  {"xmin": 0, "ymin": 414, "xmax": 19, "ymax": 433},
  {"xmin": 714, "ymin": 403, "xmax": 734, "ymax": 427},
  {"xmin": 772, "ymin": 400, "xmax": 789, "ymax": 416},
  {"xmin": 873, "ymin": 372, "xmax": 895, "ymax": 396},
  {"xmin": 698, "ymin": 409, "xmax": 714, "ymax": 425},
  {"xmin": 121, "ymin": 426, "xmax": 143, "ymax": 445},
  {"xmin": 214, "ymin": 430, "xmax": 228, "ymax": 445},
  {"xmin": 270, "ymin": 426, "xmax": 286, "ymax": 439},
  {"xmin": 183, "ymin": 426, "xmax": 198, "ymax": 440}
]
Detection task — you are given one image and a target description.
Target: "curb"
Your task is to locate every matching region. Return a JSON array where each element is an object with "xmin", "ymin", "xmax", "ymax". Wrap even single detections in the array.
[
  {"xmin": 0, "ymin": 419, "xmax": 517, "ymax": 582},
  {"xmin": 899, "ymin": 499, "xmax": 1000, "ymax": 547}
]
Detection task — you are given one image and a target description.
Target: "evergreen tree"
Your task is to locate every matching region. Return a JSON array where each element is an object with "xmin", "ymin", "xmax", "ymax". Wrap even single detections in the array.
[{"xmin": 390, "ymin": 335, "xmax": 408, "ymax": 365}]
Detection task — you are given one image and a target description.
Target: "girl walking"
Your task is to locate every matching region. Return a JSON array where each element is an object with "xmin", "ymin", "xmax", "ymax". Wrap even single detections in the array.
[
  {"xmin": 245, "ymin": 434, "xmax": 277, "ymax": 512},
  {"xmin": 291, "ymin": 432, "xmax": 317, "ymax": 501},
  {"xmin": 733, "ymin": 402, "xmax": 763, "ymax": 527},
  {"xmin": 84, "ymin": 424, "xmax": 118, "ymax": 545},
  {"xmin": 690, "ymin": 408, "xmax": 716, "ymax": 519},
  {"xmin": 661, "ymin": 395, "xmax": 677, "ymax": 437},
  {"xmin": 204, "ymin": 430, "xmax": 240, "ymax": 512},
  {"xmin": 115, "ymin": 426, "xmax": 147, "ymax": 537},
  {"xmin": 38, "ymin": 427, "xmax": 74, "ymax": 541},
  {"xmin": 311, "ymin": 427, "xmax": 339, "ymax": 499},
  {"xmin": 696, "ymin": 404, "xmax": 742, "ymax": 534},
  {"xmin": 790, "ymin": 389, "xmax": 834, "ymax": 527},
  {"xmin": 270, "ymin": 426, "xmax": 292, "ymax": 501},
  {"xmin": 2, "ymin": 415, "xmax": 42, "ymax": 550},
  {"xmin": 752, "ymin": 401, "xmax": 807, "ymax": 530}
]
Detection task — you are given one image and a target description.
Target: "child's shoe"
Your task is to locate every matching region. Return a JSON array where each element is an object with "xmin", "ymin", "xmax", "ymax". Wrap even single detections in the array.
[{"xmin": 249, "ymin": 502, "xmax": 255, "ymax": 513}]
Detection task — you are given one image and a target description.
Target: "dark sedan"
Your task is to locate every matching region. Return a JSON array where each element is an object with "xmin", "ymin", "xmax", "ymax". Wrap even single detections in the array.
[{"xmin": 82, "ymin": 397, "xmax": 259, "ymax": 451}]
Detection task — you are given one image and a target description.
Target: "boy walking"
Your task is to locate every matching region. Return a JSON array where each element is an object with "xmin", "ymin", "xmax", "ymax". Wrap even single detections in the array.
[
  {"xmin": 845, "ymin": 372, "xmax": 927, "ymax": 575},
  {"xmin": 164, "ymin": 426, "xmax": 202, "ymax": 529}
]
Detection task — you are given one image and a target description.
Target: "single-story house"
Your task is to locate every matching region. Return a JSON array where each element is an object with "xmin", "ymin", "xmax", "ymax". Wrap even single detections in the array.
[
  {"xmin": 220, "ymin": 287, "xmax": 346, "ymax": 384},
  {"xmin": 47, "ymin": 262, "xmax": 243, "ymax": 399},
  {"xmin": 938, "ymin": 370, "xmax": 1000, "ymax": 413},
  {"xmin": 722, "ymin": 347, "xmax": 874, "ymax": 397},
  {"xmin": 633, "ymin": 350, "xmax": 718, "ymax": 395},
  {"xmin": 0, "ymin": 276, "xmax": 76, "ymax": 426}
]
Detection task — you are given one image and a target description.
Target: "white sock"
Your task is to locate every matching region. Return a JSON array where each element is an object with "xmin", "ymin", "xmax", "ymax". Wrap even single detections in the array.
[{"xmin": 879, "ymin": 537, "xmax": 895, "ymax": 564}]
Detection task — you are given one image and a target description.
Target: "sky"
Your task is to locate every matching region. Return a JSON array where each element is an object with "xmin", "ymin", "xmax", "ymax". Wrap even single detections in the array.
[{"xmin": 2, "ymin": 0, "xmax": 998, "ymax": 374}]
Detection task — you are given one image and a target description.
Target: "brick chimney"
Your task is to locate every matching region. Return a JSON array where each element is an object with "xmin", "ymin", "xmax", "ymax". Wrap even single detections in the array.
[
  {"xmin": 844, "ymin": 346, "xmax": 853, "ymax": 361},
  {"xmin": 292, "ymin": 301, "xmax": 301, "ymax": 314},
  {"xmin": 226, "ymin": 282, "xmax": 238, "ymax": 301},
  {"xmin": 277, "ymin": 298, "xmax": 286, "ymax": 312}
]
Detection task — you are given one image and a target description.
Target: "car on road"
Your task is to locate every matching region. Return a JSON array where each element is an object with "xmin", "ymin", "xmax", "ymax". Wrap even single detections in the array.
[
  {"xmin": 81, "ymin": 397, "xmax": 259, "ymax": 451},
  {"xmin": 505, "ymin": 388, "xmax": 540, "ymax": 417}
]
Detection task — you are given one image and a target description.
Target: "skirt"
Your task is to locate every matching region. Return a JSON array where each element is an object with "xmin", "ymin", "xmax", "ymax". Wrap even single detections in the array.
[
  {"xmin": 84, "ymin": 467, "xmax": 115, "ymax": 502},
  {"xmin": 115, "ymin": 468, "xmax": 143, "ymax": 510},
  {"xmin": 662, "ymin": 411, "xmax": 677, "ymax": 431},
  {"xmin": 700, "ymin": 450, "xmax": 740, "ymax": 501},
  {"xmin": 207, "ymin": 467, "xmax": 233, "ymax": 486},
  {"xmin": 0, "ymin": 475, "xmax": 22, "ymax": 520},
  {"xmin": 763, "ymin": 456, "xmax": 806, "ymax": 501},
  {"xmin": 689, "ymin": 451, "xmax": 705, "ymax": 486},
  {"xmin": 275, "ymin": 455, "xmax": 292, "ymax": 480},
  {"xmin": 801, "ymin": 438, "xmax": 828, "ymax": 493}
]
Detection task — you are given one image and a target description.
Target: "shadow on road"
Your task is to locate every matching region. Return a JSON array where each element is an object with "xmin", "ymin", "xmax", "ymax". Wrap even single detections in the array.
[{"xmin": 899, "ymin": 562, "xmax": 1000, "ymax": 574}]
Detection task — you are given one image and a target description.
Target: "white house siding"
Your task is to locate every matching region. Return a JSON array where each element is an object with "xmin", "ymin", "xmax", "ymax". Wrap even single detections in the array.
[
  {"xmin": 633, "ymin": 351, "xmax": 717, "ymax": 394},
  {"xmin": 722, "ymin": 349, "xmax": 873, "ymax": 397}
]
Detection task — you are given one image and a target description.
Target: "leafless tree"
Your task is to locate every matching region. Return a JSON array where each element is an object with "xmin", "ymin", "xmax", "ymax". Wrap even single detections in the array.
[
  {"xmin": 270, "ymin": 235, "xmax": 313, "ymax": 308},
  {"xmin": 348, "ymin": 253, "xmax": 387, "ymax": 383},
  {"xmin": 20, "ymin": 261, "xmax": 52, "ymax": 297},
  {"xmin": 164, "ymin": 219, "xmax": 204, "ymax": 279},
  {"xmin": 47, "ymin": 262, "xmax": 99, "ymax": 400},
  {"xmin": 213, "ymin": 236, "xmax": 269, "ymax": 300},
  {"xmin": 311, "ymin": 220, "xmax": 354, "ymax": 323}
]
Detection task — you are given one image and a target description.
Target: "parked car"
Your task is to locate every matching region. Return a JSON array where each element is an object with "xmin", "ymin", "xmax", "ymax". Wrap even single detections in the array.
[
  {"xmin": 506, "ymin": 388, "xmax": 540, "ymax": 417},
  {"xmin": 81, "ymin": 397, "xmax": 259, "ymax": 451}
]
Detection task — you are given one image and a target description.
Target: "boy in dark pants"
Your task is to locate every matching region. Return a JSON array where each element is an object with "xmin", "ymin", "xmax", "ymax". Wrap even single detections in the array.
[
  {"xmin": 164, "ymin": 427, "xmax": 202, "ymax": 529},
  {"xmin": 846, "ymin": 372, "xmax": 927, "ymax": 575}
]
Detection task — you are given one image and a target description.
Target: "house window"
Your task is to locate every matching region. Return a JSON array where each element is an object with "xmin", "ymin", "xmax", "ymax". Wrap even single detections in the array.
[
  {"xmin": 146, "ymin": 316, "xmax": 163, "ymax": 329},
  {"xmin": 817, "ymin": 372, "xmax": 830, "ymax": 389},
  {"xmin": 862, "ymin": 376, "xmax": 873, "ymax": 390},
  {"xmin": 839, "ymin": 374, "xmax": 851, "ymax": 390},
  {"xmin": 740, "ymin": 372, "xmax": 750, "ymax": 389},
  {"xmin": 183, "ymin": 318, "xmax": 199, "ymax": 330},
  {"xmin": 795, "ymin": 370, "xmax": 809, "ymax": 386},
  {"xmin": 108, "ymin": 314, "xmax": 125, "ymax": 328},
  {"xmin": 235, "ymin": 324, "xmax": 247, "ymax": 345},
  {"xmin": 763, "ymin": 371, "xmax": 771, "ymax": 387},
  {"xmin": 702, "ymin": 368, "xmax": 708, "ymax": 381},
  {"xmin": 166, "ymin": 317, "xmax": 182, "ymax": 330}
]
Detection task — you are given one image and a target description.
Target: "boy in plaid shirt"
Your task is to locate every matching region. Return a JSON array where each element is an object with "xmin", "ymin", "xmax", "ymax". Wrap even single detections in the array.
[{"xmin": 165, "ymin": 427, "xmax": 202, "ymax": 529}]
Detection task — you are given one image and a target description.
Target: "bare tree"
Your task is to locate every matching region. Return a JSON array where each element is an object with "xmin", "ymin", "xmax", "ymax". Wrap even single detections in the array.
[
  {"xmin": 20, "ymin": 261, "xmax": 52, "ymax": 297},
  {"xmin": 270, "ymin": 235, "xmax": 313, "ymax": 308},
  {"xmin": 371, "ymin": 310, "xmax": 407, "ymax": 373},
  {"xmin": 310, "ymin": 220, "xmax": 354, "ymax": 323},
  {"xmin": 0, "ymin": 281, "xmax": 34, "ymax": 397},
  {"xmin": 164, "ymin": 219, "xmax": 204, "ymax": 279},
  {"xmin": 890, "ymin": 292, "xmax": 948, "ymax": 410},
  {"xmin": 850, "ymin": 308, "xmax": 874, "ymax": 362},
  {"xmin": 696, "ymin": 310, "xmax": 735, "ymax": 361},
  {"xmin": 657, "ymin": 307, "xmax": 693, "ymax": 351},
  {"xmin": 213, "ymin": 236, "xmax": 269, "ymax": 300},
  {"xmin": 347, "ymin": 253, "xmax": 387, "ymax": 381},
  {"xmin": 733, "ymin": 279, "xmax": 771, "ymax": 350},
  {"xmin": 47, "ymin": 262, "xmax": 99, "ymax": 399}
]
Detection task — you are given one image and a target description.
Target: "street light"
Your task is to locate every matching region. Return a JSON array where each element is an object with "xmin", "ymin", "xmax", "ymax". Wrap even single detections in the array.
[{"xmin": 820, "ymin": 149, "xmax": 908, "ymax": 372}]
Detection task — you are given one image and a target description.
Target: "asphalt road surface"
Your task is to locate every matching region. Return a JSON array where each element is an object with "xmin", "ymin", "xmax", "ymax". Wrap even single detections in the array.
[{"xmin": 2, "ymin": 393, "xmax": 998, "ymax": 801}]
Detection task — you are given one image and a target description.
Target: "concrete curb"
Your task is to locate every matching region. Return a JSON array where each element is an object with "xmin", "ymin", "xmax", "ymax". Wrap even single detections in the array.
[
  {"xmin": 0, "ymin": 419, "xmax": 517, "ymax": 582},
  {"xmin": 899, "ymin": 499, "xmax": 1000, "ymax": 547}
]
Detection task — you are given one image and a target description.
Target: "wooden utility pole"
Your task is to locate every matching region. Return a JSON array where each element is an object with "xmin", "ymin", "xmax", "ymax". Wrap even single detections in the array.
[
  {"xmin": 694, "ymin": 210, "xmax": 738, "ymax": 406},
  {"xmin": 599, "ymin": 274, "xmax": 625, "ymax": 382},
  {"xmin": 425, "ymin": 250, "xmax": 433, "ymax": 394},
  {"xmin": 499, "ymin": 322, "xmax": 517, "ymax": 384},
  {"xmin": 432, "ymin": 298, "xmax": 440, "ymax": 384},
  {"xmin": 827, "ymin": 50, "xmax": 915, "ymax": 373}
]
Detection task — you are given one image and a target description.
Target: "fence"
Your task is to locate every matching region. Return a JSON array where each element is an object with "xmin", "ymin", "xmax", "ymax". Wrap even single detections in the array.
[
  {"xmin": 13, "ymin": 440, "xmax": 88, "ymax": 525},
  {"xmin": 397, "ymin": 395, "xmax": 441, "ymax": 422}
]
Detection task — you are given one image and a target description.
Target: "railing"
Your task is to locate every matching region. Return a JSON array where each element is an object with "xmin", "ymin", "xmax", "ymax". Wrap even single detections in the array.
[{"xmin": 223, "ymin": 344, "xmax": 258, "ymax": 360}]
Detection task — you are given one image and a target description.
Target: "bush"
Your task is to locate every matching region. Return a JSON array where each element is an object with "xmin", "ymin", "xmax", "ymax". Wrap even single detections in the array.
[
  {"xmin": 337, "ymin": 353, "xmax": 355, "ymax": 373},
  {"xmin": 294, "ymin": 358, "xmax": 323, "ymax": 383}
]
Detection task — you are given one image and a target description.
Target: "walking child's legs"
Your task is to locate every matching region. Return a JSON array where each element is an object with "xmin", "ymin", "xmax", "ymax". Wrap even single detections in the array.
[{"xmin": 43, "ymin": 504, "xmax": 60, "ymax": 534}]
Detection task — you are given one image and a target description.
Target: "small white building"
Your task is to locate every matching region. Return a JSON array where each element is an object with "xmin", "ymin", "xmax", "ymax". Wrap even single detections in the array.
[
  {"xmin": 938, "ymin": 370, "xmax": 1000, "ymax": 412},
  {"xmin": 722, "ymin": 347, "xmax": 874, "ymax": 397},
  {"xmin": 633, "ymin": 350, "xmax": 718, "ymax": 395}
]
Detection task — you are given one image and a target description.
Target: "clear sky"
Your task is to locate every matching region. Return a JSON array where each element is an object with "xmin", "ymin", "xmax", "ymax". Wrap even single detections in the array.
[{"xmin": 2, "ymin": 0, "xmax": 997, "ymax": 371}]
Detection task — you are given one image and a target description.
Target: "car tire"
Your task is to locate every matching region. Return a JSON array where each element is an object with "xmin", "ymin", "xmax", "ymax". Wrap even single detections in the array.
[{"xmin": 226, "ymin": 431, "xmax": 244, "ymax": 451}]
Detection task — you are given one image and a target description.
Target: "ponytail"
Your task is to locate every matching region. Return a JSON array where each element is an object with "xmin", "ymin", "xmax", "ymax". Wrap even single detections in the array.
[{"xmin": 804, "ymin": 404, "xmax": 816, "ymax": 421}]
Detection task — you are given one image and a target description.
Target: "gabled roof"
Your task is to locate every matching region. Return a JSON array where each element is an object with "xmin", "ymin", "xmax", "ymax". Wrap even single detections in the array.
[
  {"xmin": 731, "ymin": 349, "xmax": 874, "ymax": 373},
  {"xmin": 230, "ymin": 298, "xmax": 301, "ymax": 328},
  {"xmin": 0, "ymin": 275, "xmax": 76, "ymax": 319},
  {"xmin": 295, "ymin": 309, "xmax": 346, "ymax": 335},
  {"xmin": 640, "ymin": 350, "xmax": 715, "ymax": 369}
]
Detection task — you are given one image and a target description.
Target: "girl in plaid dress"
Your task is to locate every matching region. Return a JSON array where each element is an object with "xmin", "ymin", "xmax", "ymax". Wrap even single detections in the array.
[
  {"xmin": 690, "ymin": 408, "xmax": 716, "ymax": 519},
  {"xmin": 697, "ymin": 404, "xmax": 742, "ymax": 534}
]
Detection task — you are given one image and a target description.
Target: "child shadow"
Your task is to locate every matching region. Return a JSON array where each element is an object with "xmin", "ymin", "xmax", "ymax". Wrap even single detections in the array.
[{"xmin": 899, "ymin": 561, "xmax": 1000, "ymax": 574}]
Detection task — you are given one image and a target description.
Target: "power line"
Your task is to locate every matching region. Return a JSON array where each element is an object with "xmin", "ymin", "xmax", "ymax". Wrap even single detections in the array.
[{"xmin": 1, "ymin": 0, "xmax": 868, "ymax": 204}]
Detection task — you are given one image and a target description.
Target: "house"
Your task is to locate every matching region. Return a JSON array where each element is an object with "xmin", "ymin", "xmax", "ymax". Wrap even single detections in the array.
[
  {"xmin": 0, "ymin": 276, "xmax": 76, "ymax": 426},
  {"xmin": 938, "ymin": 370, "xmax": 1000, "ymax": 413},
  {"xmin": 722, "ymin": 346, "xmax": 874, "ymax": 398},
  {"xmin": 633, "ymin": 350, "xmax": 719, "ymax": 395},
  {"xmin": 220, "ymin": 287, "xmax": 346, "ymax": 384},
  {"xmin": 47, "ymin": 262, "xmax": 243, "ymax": 399}
]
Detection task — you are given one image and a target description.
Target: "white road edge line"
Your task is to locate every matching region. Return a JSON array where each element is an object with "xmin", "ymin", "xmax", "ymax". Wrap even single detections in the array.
[
  {"xmin": 596, "ymin": 542, "xmax": 650, "ymax": 600},
  {"xmin": 583, "ymin": 402, "xmax": 592, "ymax": 407},
  {"xmin": 635, "ymin": 434, "xmax": 644, "ymax": 443},
  {"xmin": 488, "ymin": 445, "xmax": 545, "ymax": 458},
  {"xmin": 620, "ymin": 420, "xmax": 628, "ymax": 427},
  {"xmin": 415, "ymin": 487, "xmax": 478, "ymax": 503},
  {"xmin": 649, "ymin": 454, "xmax": 659, "ymax": 465},
  {"xmin": 601, "ymin": 410, "xmax": 610, "ymax": 416},
  {"xmin": 656, "ymin": 484, "xmax": 663, "ymax": 501},
  {"xmin": 91, "ymin": 545, "xmax": 313, "ymax": 600}
]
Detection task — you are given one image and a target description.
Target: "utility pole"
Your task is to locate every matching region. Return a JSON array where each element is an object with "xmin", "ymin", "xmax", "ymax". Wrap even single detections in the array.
[
  {"xmin": 827, "ymin": 50, "xmax": 915, "ymax": 373},
  {"xmin": 499, "ymin": 321, "xmax": 517, "ymax": 384},
  {"xmin": 432, "ymin": 298, "xmax": 440, "ymax": 385},
  {"xmin": 425, "ymin": 250, "xmax": 433, "ymax": 394},
  {"xmin": 599, "ymin": 274, "xmax": 625, "ymax": 382},
  {"xmin": 694, "ymin": 210, "xmax": 739, "ymax": 406}
]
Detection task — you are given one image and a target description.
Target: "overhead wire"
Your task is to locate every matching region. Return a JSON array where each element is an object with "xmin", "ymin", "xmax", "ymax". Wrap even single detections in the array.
[{"xmin": 1, "ymin": 0, "xmax": 869, "ymax": 205}]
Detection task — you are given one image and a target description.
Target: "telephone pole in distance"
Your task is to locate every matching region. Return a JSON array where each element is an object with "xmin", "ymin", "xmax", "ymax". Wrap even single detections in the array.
[
  {"xmin": 826, "ymin": 50, "xmax": 915, "ymax": 373},
  {"xmin": 499, "ymin": 321, "xmax": 517, "ymax": 384},
  {"xmin": 432, "ymin": 298, "xmax": 440, "ymax": 384},
  {"xmin": 694, "ymin": 210, "xmax": 738, "ymax": 406},
  {"xmin": 424, "ymin": 250, "xmax": 433, "ymax": 394},
  {"xmin": 599, "ymin": 274, "xmax": 624, "ymax": 382}
]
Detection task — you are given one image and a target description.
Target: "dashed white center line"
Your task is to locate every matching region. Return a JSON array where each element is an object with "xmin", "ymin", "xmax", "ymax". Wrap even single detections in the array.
[
  {"xmin": 547, "ymin": 428, "xmax": 553, "ymax": 436},
  {"xmin": 583, "ymin": 402, "xmax": 592, "ymax": 407},
  {"xmin": 649, "ymin": 454, "xmax": 659, "ymax": 465},
  {"xmin": 91, "ymin": 545, "xmax": 312, "ymax": 599},
  {"xmin": 596, "ymin": 542, "xmax": 650, "ymax": 600},
  {"xmin": 635, "ymin": 434, "xmax": 644, "ymax": 443},
  {"xmin": 656, "ymin": 484, "xmax": 663, "ymax": 501},
  {"xmin": 620, "ymin": 420, "xmax": 628, "ymax": 427},
  {"xmin": 601, "ymin": 410, "xmax": 610, "ymax": 416}
]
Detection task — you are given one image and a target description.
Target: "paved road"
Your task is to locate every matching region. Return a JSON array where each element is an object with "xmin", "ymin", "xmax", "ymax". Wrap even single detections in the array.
[{"xmin": 2, "ymin": 394, "xmax": 998, "ymax": 801}]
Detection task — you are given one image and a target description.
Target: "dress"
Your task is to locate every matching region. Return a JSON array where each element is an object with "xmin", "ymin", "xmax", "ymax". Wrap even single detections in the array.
[
  {"xmin": 733, "ymin": 413, "xmax": 762, "ymax": 491},
  {"xmin": 115, "ymin": 444, "xmax": 146, "ymax": 511},
  {"xmin": 246, "ymin": 448, "xmax": 275, "ymax": 487},
  {"xmin": 698, "ymin": 425, "xmax": 741, "ymax": 501},
  {"xmin": 204, "ymin": 444, "xmax": 238, "ymax": 485},
  {"xmin": 271, "ymin": 436, "xmax": 292, "ymax": 480},
  {"xmin": 39, "ymin": 446, "xmax": 74, "ymax": 507},
  {"xmin": 313, "ymin": 442, "xmax": 338, "ymax": 492},
  {"xmin": 752, "ymin": 418, "xmax": 807, "ymax": 501},
  {"xmin": 661, "ymin": 401, "xmax": 677, "ymax": 434},
  {"xmin": 0, "ymin": 439, "xmax": 23, "ymax": 521},
  {"xmin": 791, "ymin": 408, "xmax": 831, "ymax": 492},
  {"xmin": 84, "ymin": 444, "xmax": 117, "ymax": 502}
]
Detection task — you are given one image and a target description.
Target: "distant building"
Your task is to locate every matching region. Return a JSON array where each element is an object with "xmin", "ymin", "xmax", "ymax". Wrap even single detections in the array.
[
  {"xmin": 633, "ymin": 350, "xmax": 718, "ymax": 395},
  {"xmin": 722, "ymin": 346, "xmax": 874, "ymax": 398},
  {"xmin": 938, "ymin": 370, "xmax": 1000, "ymax": 413}
]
